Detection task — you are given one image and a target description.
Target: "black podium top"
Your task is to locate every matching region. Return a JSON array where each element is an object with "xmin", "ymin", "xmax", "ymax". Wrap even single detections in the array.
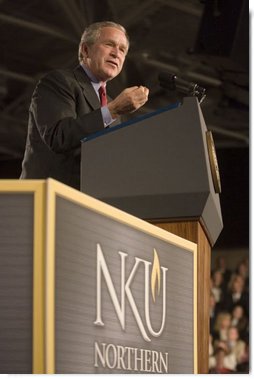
[{"xmin": 81, "ymin": 97, "xmax": 223, "ymax": 246}]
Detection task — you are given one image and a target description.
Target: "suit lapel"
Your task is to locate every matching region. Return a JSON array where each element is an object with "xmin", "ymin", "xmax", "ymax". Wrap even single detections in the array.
[{"xmin": 73, "ymin": 65, "xmax": 100, "ymax": 110}]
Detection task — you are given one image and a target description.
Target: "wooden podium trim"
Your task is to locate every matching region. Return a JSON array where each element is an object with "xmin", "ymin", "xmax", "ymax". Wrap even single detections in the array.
[{"xmin": 151, "ymin": 220, "xmax": 210, "ymax": 373}]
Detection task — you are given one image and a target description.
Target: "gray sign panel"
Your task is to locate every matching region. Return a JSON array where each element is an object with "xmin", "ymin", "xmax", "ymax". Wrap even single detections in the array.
[
  {"xmin": 0, "ymin": 194, "xmax": 34, "ymax": 374},
  {"xmin": 55, "ymin": 196, "xmax": 197, "ymax": 374}
]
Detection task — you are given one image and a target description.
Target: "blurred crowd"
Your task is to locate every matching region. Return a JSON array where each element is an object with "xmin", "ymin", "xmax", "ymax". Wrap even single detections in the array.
[{"xmin": 209, "ymin": 256, "xmax": 249, "ymax": 373}]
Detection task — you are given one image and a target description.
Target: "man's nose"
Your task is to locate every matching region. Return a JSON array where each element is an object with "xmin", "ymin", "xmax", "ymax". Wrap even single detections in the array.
[{"xmin": 110, "ymin": 47, "xmax": 119, "ymax": 57}]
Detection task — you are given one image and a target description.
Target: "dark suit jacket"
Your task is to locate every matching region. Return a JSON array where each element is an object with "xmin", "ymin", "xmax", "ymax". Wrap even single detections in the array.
[{"xmin": 20, "ymin": 65, "xmax": 117, "ymax": 189}]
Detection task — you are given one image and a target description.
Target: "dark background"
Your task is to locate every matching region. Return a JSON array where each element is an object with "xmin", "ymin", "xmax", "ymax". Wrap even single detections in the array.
[{"xmin": 0, "ymin": 0, "xmax": 249, "ymax": 252}]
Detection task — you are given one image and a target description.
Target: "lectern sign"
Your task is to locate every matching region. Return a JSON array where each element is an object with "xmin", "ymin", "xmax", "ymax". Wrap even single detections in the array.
[
  {"xmin": 54, "ymin": 195, "xmax": 197, "ymax": 374},
  {"xmin": 0, "ymin": 180, "xmax": 197, "ymax": 374}
]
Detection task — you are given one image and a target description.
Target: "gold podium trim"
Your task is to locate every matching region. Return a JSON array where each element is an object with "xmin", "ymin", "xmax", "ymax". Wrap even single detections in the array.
[{"xmin": 45, "ymin": 181, "xmax": 56, "ymax": 374}]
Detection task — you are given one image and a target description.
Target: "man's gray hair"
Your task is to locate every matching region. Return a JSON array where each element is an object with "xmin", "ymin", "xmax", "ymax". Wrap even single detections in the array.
[{"xmin": 78, "ymin": 21, "xmax": 130, "ymax": 62}]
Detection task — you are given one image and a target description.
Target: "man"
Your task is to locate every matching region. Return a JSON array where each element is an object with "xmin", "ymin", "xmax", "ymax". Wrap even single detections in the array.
[{"xmin": 20, "ymin": 21, "xmax": 149, "ymax": 189}]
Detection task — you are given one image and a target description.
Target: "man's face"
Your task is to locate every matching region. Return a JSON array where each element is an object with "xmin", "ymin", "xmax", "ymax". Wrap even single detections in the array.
[{"xmin": 83, "ymin": 27, "xmax": 128, "ymax": 82}]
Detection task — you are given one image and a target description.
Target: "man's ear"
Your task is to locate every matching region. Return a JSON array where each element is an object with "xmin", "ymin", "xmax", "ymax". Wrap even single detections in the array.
[{"xmin": 82, "ymin": 43, "xmax": 89, "ymax": 58}]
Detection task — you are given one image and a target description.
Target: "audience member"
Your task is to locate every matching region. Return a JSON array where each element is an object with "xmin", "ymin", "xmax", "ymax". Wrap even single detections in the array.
[
  {"xmin": 209, "ymin": 346, "xmax": 236, "ymax": 374},
  {"xmin": 226, "ymin": 326, "xmax": 246, "ymax": 366},
  {"xmin": 211, "ymin": 270, "xmax": 226, "ymax": 305},
  {"xmin": 213, "ymin": 312, "xmax": 232, "ymax": 342},
  {"xmin": 224, "ymin": 274, "xmax": 249, "ymax": 316},
  {"xmin": 236, "ymin": 343, "xmax": 249, "ymax": 373},
  {"xmin": 235, "ymin": 259, "xmax": 249, "ymax": 292},
  {"xmin": 214, "ymin": 256, "xmax": 232, "ymax": 288},
  {"xmin": 231, "ymin": 305, "xmax": 248, "ymax": 341},
  {"xmin": 209, "ymin": 292, "xmax": 221, "ymax": 338}
]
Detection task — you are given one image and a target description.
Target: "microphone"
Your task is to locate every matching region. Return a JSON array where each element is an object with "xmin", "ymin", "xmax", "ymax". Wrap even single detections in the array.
[{"xmin": 158, "ymin": 72, "xmax": 206, "ymax": 103}]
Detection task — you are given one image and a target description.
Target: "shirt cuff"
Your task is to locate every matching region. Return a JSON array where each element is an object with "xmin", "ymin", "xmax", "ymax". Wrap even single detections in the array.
[{"xmin": 101, "ymin": 106, "xmax": 116, "ymax": 127}]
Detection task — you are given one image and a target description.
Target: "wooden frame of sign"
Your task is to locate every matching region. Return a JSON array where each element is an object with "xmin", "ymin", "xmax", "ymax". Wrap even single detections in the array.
[{"xmin": 152, "ymin": 220, "xmax": 211, "ymax": 374}]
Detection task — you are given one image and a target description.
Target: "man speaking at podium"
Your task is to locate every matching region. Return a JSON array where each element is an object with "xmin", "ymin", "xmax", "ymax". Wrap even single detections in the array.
[{"xmin": 20, "ymin": 21, "xmax": 149, "ymax": 189}]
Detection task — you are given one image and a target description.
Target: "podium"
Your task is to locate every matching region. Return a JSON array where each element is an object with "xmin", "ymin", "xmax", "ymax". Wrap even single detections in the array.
[
  {"xmin": 81, "ymin": 97, "xmax": 223, "ymax": 373},
  {"xmin": 0, "ymin": 179, "xmax": 198, "ymax": 374}
]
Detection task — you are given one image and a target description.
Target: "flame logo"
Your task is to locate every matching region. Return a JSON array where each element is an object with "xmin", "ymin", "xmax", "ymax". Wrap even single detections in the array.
[{"xmin": 151, "ymin": 249, "xmax": 161, "ymax": 302}]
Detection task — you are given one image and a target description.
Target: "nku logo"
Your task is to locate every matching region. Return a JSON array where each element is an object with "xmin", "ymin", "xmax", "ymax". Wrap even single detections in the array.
[{"xmin": 94, "ymin": 244, "xmax": 168, "ymax": 342}]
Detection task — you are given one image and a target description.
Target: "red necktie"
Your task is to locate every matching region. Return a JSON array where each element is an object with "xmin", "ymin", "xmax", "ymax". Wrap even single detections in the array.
[{"xmin": 98, "ymin": 84, "xmax": 107, "ymax": 106}]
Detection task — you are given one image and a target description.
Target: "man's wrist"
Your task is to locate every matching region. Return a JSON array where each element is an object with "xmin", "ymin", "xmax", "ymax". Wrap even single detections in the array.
[{"xmin": 107, "ymin": 103, "xmax": 119, "ymax": 120}]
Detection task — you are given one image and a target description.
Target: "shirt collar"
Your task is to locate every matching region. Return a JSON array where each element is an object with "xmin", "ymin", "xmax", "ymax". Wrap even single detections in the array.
[{"xmin": 80, "ymin": 63, "xmax": 106, "ymax": 91}]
